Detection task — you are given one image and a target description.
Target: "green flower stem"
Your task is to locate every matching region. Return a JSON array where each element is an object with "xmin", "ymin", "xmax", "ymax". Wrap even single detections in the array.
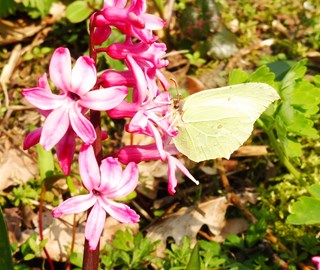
[{"xmin": 256, "ymin": 119, "xmax": 301, "ymax": 179}]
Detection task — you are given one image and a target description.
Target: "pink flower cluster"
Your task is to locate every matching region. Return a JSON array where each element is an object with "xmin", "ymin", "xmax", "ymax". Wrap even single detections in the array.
[{"xmin": 22, "ymin": 0, "xmax": 198, "ymax": 250}]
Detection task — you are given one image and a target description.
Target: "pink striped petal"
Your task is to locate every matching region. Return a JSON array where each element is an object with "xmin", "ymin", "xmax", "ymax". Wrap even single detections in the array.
[
  {"xmin": 71, "ymin": 56, "xmax": 96, "ymax": 96},
  {"xmin": 22, "ymin": 87, "xmax": 66, "ymax": 110},
  {"xmin": 100, "ymin": 199, "xmax": 139, "ymax": 223},
  {"xmin": 23, "ymin": 127, "xmax": 42, "ymax": 150},
  {"xmin": 40, "ymin": 104, "xmax": 70, "ymax": 150},
  {"xmin": 79, "ymin": 144, "xmax": 101, "ymax": 190},
  {"xmin": 100, "ymin": 160, "xmax": 138, "ymax": 198},
  {"xmin": 69, "ymin": 102, "xmax": 96, "ymax": 144},
  {"xmin": 79, "ymin": 86, "xmax": 128, "ymax": 111},
  {"xmin": 52, "ymin": 194, "xmax": 95, "ymax": 217},
  {"xmin": 126, "ymin": 55, "xmax": 147, "ymax": 103},
  {"xmin": 129, "ymin": 0, "xmax": 146, "ymax": 14},
  {"xmin": 49, "ymin": 47, "xmax": 72, "ymax": 93},
  {"xmin": 173, "ymin": 157, "xmax": 199, "ymax": 185},
  {"xmin": 141, "ymin": 14, "xmax": 165, "ymax": 30},
  {"xmin": 85, "ymin": 203, "xmax": 106, "ymax": 250},
  {"xmin": 107, "ymin": 162, "xmax": 139, "ymax": 198},
  {"xmin": 167, "ymin": 156, "xmax": 178, "ymax": 194},
  {"xmin": 56, "ymin": 129, "xmax": 76, "ymax": 175},
  {"xmin": 38, "ymin": 73, "xmax": 51, "ymax": 92},
  {"xmin": 99, "ymin": 157, "xmax": 122, "ymax": 192}
]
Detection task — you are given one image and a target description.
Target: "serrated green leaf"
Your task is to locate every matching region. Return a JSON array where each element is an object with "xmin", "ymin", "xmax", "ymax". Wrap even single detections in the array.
[
  {"xmin": 112, "ymin": 230, "xmax": 134, "ymax": 251},
  {"xmin": 285, "ymin": 136, "xmax": 302, "ymax": 158},
  {"xmin": 248, "ymin": 65, "xmax": 275, "ymax": 86},
  {"xmin": 307, "ymin": 184, "xmax": 320, "ymax": 199},
  {"xmin": 66, "ymin": 1, "xmax": 93, "ymax": 23},
  {"xmin": 228, "ymin": 69, "xmax": 249, "ymax": 85},
  {"xmin": 281, "ymin": 59, "xmax": 308, "ymax": 91},
  {"xmin": 292, "ymin": 80, "xmax": 320, "ymax": 116},
  {"xmin": 278, "ymin": 102, "xmax": 318, "ymax": 138},
  {"xmin": 0, "ymin": 207, "xmax": 14, "ymax": 270},
  {"xmin": 286, "ymin": 111, "xmax": 319, "ymax": 138},
  {"xmin": 287, "ymin": 196, "xmax": 320, "ymax": 225},
  {"xmin": 186, "ymin": 243, "xmax": 200, "ymax": 270}
]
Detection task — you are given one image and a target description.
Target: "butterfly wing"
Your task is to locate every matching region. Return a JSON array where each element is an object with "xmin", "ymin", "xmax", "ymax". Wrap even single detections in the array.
[{"xmin": 173, "ymin": 82, "xmax": 280, "ymax": 162}]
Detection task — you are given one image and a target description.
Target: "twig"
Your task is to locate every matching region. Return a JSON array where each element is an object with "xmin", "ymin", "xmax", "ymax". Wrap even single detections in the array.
[{"xmin": 39, "ymin": 185, "xmax": 55, "ymax": 270}]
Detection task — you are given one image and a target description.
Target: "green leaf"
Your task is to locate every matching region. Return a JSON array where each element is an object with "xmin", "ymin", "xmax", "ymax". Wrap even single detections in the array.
[
  {"xmin": 0, "ymin": 0, "xmax": 14, "ymax": 18},
  {"xmin": 186, "ymin": 243, "xmax": 200, "ymax": 270},
  {"xmin": 24, "ymin": 253, "xmax": 35, "ymax": 261},
  {"xmin": 66, "ymin": 1, "xmax": 94, "ymax": 23},
  {"xmin": 70, "ymin": 252, "xmax": 83, "ymax": 268},
  {"xmin": 224, "ymin": 234, "xmax": 244, "ymax": 249},
  {"xmin": 281, "ymin": 59, "xmax": 308, "ymax": 91},
  {"xmin": 285, "ymin": 136, "xmax": 302, "ymax": 158},
  {"xmin": 112, "ymin": 230, "xmax": 134, "ymax": 251},
  {"xmin": 0, "ymin": 207, "xmax": 14, "ymax": 270},
  {"xmin": 228, "ymin": 69, "xmax": 249, "ymax": 85},
  {"xmin": 307, "ymin": 184, "xmax": 320, "ymax": 199},
  {"xmin": 36, "ymin": 144, "xmax": 54, "ymax": 179},
  {"xmin": 292, "ymin": 80, "xmax": 320, "ymax": 116},
  {"xmin": 28, "ymin": 237, "xmax": 38, "ymax": 252},
  {"xmin": 267, "ymin": 60, "xmax": 296, "ymax": 81},
  {"xmin": 287, "ymin": 196, "xmax": 320, "ymax": 225},
  {"xmin": 248, "ymin": 65, "xmax": 275, "ymax": 86}
]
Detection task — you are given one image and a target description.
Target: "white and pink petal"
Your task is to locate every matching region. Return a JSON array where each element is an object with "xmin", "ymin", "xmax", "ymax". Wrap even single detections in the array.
[
  {"xmin": 40, "ymin": 104, "xmax": 70, "ymax": 150},
  {"xmin": 85, "ymin": 202, "xmax": 106, "ymax": 250},
  {"xmin": 22, "ymin": 87, "xmax": 66, "ymax": 110},
  {"xmin": 69, "ymin": 102, "xmax": 96, "ymax": 144},
  {"xmin": 52, "ymin": 194, "xmax": 96, "ymax": 217},
  {"xmin": 100, "ymin": 198, "xmax": 139, "ymax": 223},
  {"xmin": 71, "ymin": 56, "xmax": 97, "ymax": 96},
  {"xmin": 79, "ymin": 86, "xmax": 128, "ymax": 111},
  {"xmin": 49, "ymin": 47, "xmax": 72, "ymax": 93},
  {"xmin": 79, "ymin": 144, "xmax": 101, "ymax": 190}
]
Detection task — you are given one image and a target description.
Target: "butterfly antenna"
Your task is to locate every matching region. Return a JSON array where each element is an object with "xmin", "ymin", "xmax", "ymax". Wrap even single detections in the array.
[{"xmin": 170, "ymin": 78, "xmax": 181, "ymax": 109}]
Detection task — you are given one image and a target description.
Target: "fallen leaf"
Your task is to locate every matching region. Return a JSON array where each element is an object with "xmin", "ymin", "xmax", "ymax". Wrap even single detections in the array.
[
  {"xmin": 0, "ymin": 148, "xmax": 38, "ymax": 191},
  {"xmin": 233, "ymin": 145, "xmax": 269, "ymax": 157},
  {"xmin": 0, "ymin": 19, "xmax": 46, "ymax": 45},
  {"xmin": 147, "ymin": 197, "xmax": 230, "ymax": 256}
]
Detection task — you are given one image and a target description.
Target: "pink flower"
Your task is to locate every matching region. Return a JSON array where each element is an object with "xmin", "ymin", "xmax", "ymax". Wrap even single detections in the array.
[
  {"xmin": 22, "ymin": 47, "xmax": 128, "ymax": 150},
  {"xmin": 313, "ymin": 257, "xmax": 320, "ymax": 270},
  {"xmin": 108, "ymin": 91, "xmax": 177, "ymax": 160},
  {"xmin": 117, "ymin": 137, "xmax": 199, "ymax": 194},
  {"xmin": 93, "ymin": 0, "xmax": 165, "ymax": 44},
  {"xmin": 106, "ymin": 40, "xmax": 169, "ymax": 96},
  {"xmin": 52, "ymin": 144, "xmax": 139, "ymax": 250}
]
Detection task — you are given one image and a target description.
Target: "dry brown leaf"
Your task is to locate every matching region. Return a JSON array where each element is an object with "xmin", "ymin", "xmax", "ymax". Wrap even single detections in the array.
[
  {"xmin": 4, "ymin": 207, "xmax": 22, "ymax": 244},
  {"xmin": 0, "ymin": 148, "xmax": 38, "ymax": 191},
  {"xmin": 233, "ymin": 145, "xmax": 269, "ymax": 157},
  {"xmin": 147, "ymin": 197, "xmax": 230, "ymax": 256},
  {"xmin": 0, "ymin": 19, "xmax": 46, "ymax": 45}
]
